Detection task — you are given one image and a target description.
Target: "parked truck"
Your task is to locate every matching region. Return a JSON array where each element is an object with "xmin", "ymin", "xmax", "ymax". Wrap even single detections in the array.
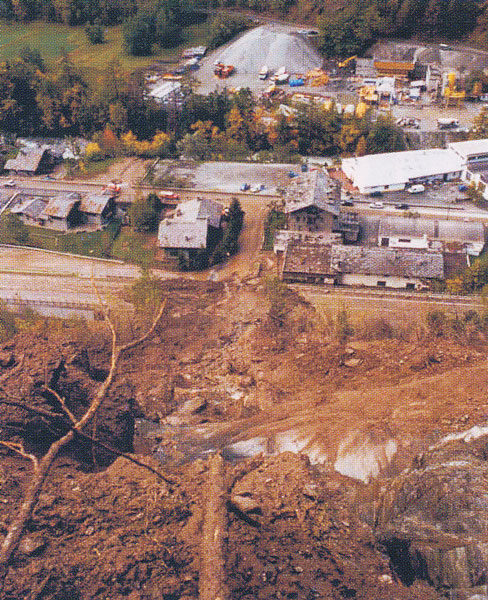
[
  {"xmin": 214, "ymin": 62, "xmax": 235, "ymax": 78},
  {"xmin": 437, "ymin": 117, "xmax": 459, "ymax": 129},
  {"xmin": 259, "ymin": 65, "xmax": 269, "ymax": 80}
]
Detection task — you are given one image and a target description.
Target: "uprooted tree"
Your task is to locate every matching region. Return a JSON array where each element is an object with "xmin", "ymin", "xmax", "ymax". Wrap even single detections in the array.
[{"xmin": 0, "ymin": 294, "xmax": 167, "ymax": 573}]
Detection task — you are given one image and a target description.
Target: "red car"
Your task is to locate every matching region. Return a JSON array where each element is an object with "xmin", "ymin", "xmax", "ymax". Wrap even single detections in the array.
[{"xmin": 159, "ymin": 191, "xmax": 180, "ymax": 200}]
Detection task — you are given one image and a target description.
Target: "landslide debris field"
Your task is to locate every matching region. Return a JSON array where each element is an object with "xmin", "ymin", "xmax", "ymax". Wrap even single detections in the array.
[{"xmin": 2, "ymin": 278, "xmax": 488, "ymax": 599}]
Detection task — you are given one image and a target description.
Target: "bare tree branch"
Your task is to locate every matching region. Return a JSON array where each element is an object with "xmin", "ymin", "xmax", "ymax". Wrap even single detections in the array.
[
  {"xmin": 43, "ymin": 386, "xmax": 77, "ymax": 424},
  {"xmin": 0, "ymin": 399, "xmax": 174, "ymax": 483},
  {"xmin": 0, "ymin": 294, "xmax": 167, "ymax": 568},
  {"xmin": 0, "ymin": 441, "xmax": 38, "ymax": 470}
]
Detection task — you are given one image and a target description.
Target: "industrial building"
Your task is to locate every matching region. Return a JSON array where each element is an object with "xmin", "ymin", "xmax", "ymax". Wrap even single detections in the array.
[{"xmin": 378, "ymin": 217, "xmax": 485, "ymax": 256}]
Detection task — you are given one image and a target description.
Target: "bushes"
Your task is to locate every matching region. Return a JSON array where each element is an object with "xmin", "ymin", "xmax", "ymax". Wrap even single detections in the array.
[
  {"xmin": 210, "ymin": 198, "xmax": 244, "ymax": 264},
  {"xmin": 129, "ymin": 193, "xmax": 161, "ymax": 233},
  {"xmin": 263, "ymin": 208, "xmax": 286, "ymax": 251},
  {"xmin": 85, "ymin": 22, "xmax": 105, "ymax": 44}
]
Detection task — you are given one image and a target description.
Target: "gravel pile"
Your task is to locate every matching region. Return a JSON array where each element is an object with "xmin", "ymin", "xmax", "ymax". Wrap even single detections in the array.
[{"xmin": 214, "ymin": 25, "xmax": 323, "ymax": 75}]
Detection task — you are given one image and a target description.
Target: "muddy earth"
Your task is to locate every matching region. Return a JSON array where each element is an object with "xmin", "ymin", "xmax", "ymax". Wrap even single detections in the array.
[{"xmin": 1, "ymin": 278, "xmax": 488, "ymax": 599}]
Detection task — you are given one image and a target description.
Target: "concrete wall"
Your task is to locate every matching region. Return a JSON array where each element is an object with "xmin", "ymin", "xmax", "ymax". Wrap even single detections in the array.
[{"xmin": 339, "ymin": 273, "xmax": 423, "ymax": 289}]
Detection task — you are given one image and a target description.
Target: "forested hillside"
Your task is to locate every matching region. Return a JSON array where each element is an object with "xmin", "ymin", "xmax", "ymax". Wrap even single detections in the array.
[{"xmin": 1, "ymin": 0, "xmax": 486, "ymax": 57}]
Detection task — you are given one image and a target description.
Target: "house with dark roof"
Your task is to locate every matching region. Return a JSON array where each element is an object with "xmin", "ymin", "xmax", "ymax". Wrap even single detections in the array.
[
  {"xmin": 283, "ymin": 170, "xmax": 340, "ymax": 233},
  {"xmin": 39, "ymin": 195, "xmax": 82, "ymax": 231},
  {"xmin": 330, "ymin": 245, "xmax": 444, "ymax": 290},
  {"xmin": 10, "ymin": 197, "xmax": 49, "ymax": 226},
  {"xmin": 158, "ymin": 198, "xmax": 223, "ymax": 259},
  {"xmin": 79, "ymin": 194, "xmax": 116, "ymax": 229},
  {"xmin": 281, "ymin": 242, "xmax": 335, "ymax": 284},
  {"xmin": 4, "ymin": 147, "xmax": 53, "ymax": 176}
]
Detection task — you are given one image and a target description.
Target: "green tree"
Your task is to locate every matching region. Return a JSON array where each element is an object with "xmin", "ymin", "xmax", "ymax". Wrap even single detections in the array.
[
  {"xmin": 123, "ymin": 9, "xmax": 155, "ymax": 56},
  {"xmin": 129, "ymin": 193, "xmax": 161, "ymax": 232},
  {"xmin": 366, "ymin": 116, "xmax": 406, "ymax": 154},
  {"xmin": 85, "ymin": 22, "xmax": 105, "ymax": 44}
]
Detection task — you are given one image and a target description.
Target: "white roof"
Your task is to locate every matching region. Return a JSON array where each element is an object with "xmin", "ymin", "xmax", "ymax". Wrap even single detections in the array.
[
  {"xmin": 148, "ymin": 80, "xmax": 181, "ymax": 100},
  {"xmin": 449, "ymin": 139, "xmax": 488, "ymax": 160},
  {"xmin": 342, "ymin": 148, "xmax": 463, "ymax": 192}
]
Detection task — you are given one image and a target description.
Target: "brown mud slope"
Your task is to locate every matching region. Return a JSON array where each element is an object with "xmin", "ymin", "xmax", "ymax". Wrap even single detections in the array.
[{"xmin": 1, "ymin": 277, "xmax": 487, "ymax": 598}]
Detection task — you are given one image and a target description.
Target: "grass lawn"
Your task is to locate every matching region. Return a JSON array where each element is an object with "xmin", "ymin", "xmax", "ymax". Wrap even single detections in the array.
[
  {"xmin": 72, "ymin": 157, "xmax": 118, "ymax": 179},
  {"xmin": 111, "ymin": 226, "xmax": 157, "ymax": 268},
  {"xmin": 17, "ymin": 219, "xmax": 122, "ymax": 258},
  {"xmin": 0, "ymin": 19, "xmax": 212, "ymax": 77}
]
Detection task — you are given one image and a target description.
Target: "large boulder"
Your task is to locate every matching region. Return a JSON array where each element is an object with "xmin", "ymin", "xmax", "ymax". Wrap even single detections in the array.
[{"xmin": 376, "ymin": 425, "xmax": 488, "ymax": 598}]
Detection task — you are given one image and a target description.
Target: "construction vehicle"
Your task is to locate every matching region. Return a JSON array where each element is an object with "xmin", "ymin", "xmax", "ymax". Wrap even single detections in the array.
[
  {"xmin": 214, "ymin": 62, "xmax": 235, "ymax": 78},
  {"xmin": 306, "ymin": 69, "xmax": 329, "ymax": 86},
  {"xmin": 338, "ymin": 55, "xmax": 357, "ymax": 69},
  {"xmin": 443, "ymin": 72, "xmax": 465, "ymax": 107}
]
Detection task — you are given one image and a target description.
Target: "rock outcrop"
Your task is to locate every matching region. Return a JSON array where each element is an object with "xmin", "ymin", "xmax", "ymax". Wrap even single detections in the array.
[{"xmin": 376, "ymin": 425, "xmax": 488, "ymax": 598}]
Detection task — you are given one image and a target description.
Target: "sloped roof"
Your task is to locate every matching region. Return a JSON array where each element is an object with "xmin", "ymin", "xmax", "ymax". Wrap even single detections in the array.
[
  {"xmin": 158, "ymin": 220, "xmax": 208, "ymax": 249},
  {"xmin": 330, "ymin": 245, "xmax": 444, "ymax": 279},
  {"xmin": 172, "ymin": 198, "xmax": 223, "ymax": 228},
  {"xmin": 379, "ymin": 217, "xmax": 484, "ymax": 244},
  {"xmin": 449, "ymin": 139, "xmax": 488, "ymax": 160},
  {"xmin": 284, "ymin": 170, "xmax": 340, "ymax": 216},
  {"xmin": 42, "ymin": 197, "xmax": 79, "ymax": 219},
  {"xmin": 378, "ymin": 217, "xmax": 435, "ymax": 239},
  {"xmin": 79, "ymin": 194, "xmax": 111, "ymax": 215},
  {"xmin": 4, "ymin": 147, "xmax": 49, "ymax": 172},
  {"xmin": 282, "ymin": 242, "xmax": 333, "ymax": 276},
  {"xmin": 437, "ymin": 220, "xmax": 484, "ymax": 243},
  {"xmin": 11, "ymin": 197, "xmax": 48, "ymax": 219}
]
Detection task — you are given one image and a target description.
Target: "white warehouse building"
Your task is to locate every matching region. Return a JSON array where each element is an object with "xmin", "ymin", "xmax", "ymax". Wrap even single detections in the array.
[{"xmin": 341, "ymin": 148, "xmax": 464, "ymax": 194}]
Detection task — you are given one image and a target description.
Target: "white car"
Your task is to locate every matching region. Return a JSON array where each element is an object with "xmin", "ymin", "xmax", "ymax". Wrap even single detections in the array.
[
  {"xmin": 3, "ymin": 180, "xmax": 16, "ymax": 187},
  {"xmin": 369, "ymin": 201, "xmax": 384, "ymax": 209},
  {"xmin": 407, "ymin": 184, "xmax": 425, "ymax": 194}
]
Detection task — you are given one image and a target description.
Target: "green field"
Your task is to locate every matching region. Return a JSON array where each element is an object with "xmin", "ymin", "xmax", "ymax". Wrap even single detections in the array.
[{"xmin": 0, "ymin": 19, "xmax": 212, "ymax": 75}]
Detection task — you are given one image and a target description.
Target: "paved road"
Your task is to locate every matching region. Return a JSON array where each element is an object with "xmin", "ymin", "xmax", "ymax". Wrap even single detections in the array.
[{"xmin": 0, "ymin": 246, "xmax": 178, "ymax": 315}]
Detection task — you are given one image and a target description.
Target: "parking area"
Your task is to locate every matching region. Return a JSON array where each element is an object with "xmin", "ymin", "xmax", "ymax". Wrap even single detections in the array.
[{"xmin": 153, "ymin": 159, "xmax": 302, "ymax": 194}]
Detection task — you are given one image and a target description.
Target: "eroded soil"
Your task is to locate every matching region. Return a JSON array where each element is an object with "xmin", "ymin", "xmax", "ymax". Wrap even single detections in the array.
[{"xmin": 1, "ymin": 277, "xmax": 487, "ymax": 599}]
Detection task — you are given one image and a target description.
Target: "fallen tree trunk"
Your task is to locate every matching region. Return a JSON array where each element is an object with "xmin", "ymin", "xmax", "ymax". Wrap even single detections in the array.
[{"xmin": 199, "ymin": 453, "xmax": 228, "ymax": 600}]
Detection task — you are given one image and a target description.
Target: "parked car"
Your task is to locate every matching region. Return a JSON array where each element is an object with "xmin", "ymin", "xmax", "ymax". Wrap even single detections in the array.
[
  {"xmin": 407, "ymin": 184, "xmax": 425, "ymax": 194},
  {"xmin": 159, "ymin": 190, "xmax": 180, "ymax": 200},
  {"xmin": 240, "ymin": 183, "xmax": 250, "ymax": 191},
  {"xmin": 341, "ymin": 200, "xmax": 354, "ymax": 207},
  {"xmin": 3, "ymin": 180, "xmax": 16, "ymax": 187},
  {"xmin": 42, "ymin": 175, "xmax": 55, "ymax": 181},
  {"xmin": 370, "ymin": 191, "xmax": 383, "ymax": 197},
  {"xmin": 369, "ymin": 201, "xmax": 384, "ymax": 209},
  {"xmin": 395, "ymin": 203, "xmax": 409, "ymax": 210}
]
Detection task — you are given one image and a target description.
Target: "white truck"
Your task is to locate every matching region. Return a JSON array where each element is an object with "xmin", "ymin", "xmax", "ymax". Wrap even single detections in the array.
[
  {"xmin": 437, "ymin": 118, "xmax": 459, "ymax": 129},
  {"xmin": 259, "ymin": 65, "xmax": 269, "ymax": 80}
]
